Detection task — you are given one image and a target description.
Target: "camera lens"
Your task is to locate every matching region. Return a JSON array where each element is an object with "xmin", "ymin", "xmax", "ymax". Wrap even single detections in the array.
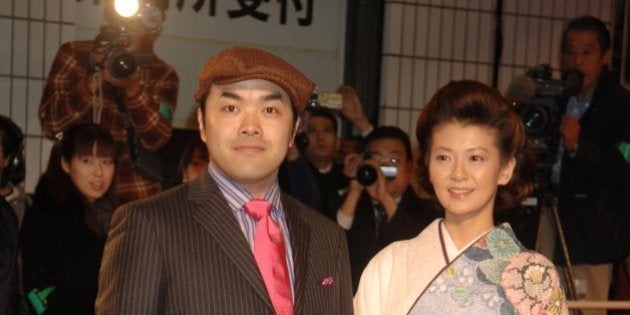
[
  {"xmin": 519, "ymin": 105, "xmax": 548, "ymax": 134},
  {"xmin": 356, "ymin": 164, "xmax": 378, "ymax": 186},
  {"xmin": 107, "ymin": 48, "xmax": 136, "ymax": 78}
]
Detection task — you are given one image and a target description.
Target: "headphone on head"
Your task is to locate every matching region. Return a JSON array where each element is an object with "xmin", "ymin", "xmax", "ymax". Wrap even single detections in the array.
[{"xmin": 0, "ymin": 116, "xmax": 25, "ymax": 186}]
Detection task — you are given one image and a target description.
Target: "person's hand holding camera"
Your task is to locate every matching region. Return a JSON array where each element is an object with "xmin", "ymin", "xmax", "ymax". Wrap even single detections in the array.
[
  {"xmin": 339, "ymin": 153, "xmax": 398, "ymax": 221},
  {"xmin": 89, "ymin": 46, "xmax": 143, "ymax": 97},
  {"xmin": 342, "ymin": 152, "xmax": 365, "ymax": 194},
  {"xmin": 338, "ymin": 85, "xmax": 373, "ymax": 135}
]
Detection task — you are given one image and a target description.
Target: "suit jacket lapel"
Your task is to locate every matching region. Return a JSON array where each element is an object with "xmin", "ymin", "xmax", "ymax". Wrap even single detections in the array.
[
  {"xmin": 189, "ymin": 172, "xmax": 272, "ymax": 309},
  {"xmin": 282, "ymin": 195, "xmax": 311, "ymax": 314}
]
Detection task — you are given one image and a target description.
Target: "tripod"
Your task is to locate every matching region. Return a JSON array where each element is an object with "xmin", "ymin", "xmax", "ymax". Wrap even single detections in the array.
[{"xmin": 535, "ymin": 190, "xmax": 579, "ymax": 302}]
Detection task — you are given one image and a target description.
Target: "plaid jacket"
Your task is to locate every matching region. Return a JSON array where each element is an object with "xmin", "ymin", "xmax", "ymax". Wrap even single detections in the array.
[{"xmin": 39, "ymin": 40, "xmax": 179, "ymax": 204}]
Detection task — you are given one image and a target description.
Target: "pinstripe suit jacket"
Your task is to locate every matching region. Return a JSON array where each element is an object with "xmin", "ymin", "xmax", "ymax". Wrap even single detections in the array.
[{"xmin": 95, "ymin": 172, "xmax": 353, "ymax": 314}]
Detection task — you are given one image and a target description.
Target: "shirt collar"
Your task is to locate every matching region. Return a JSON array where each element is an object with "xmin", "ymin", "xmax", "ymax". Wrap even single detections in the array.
[{"xmin": 207, "ymin": 164, "xmax": 283, "ymax": 214}]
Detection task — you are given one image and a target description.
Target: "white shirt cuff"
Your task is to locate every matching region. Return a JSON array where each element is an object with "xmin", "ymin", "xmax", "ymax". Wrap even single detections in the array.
[{"xmin": 336, "ymin": 210, "xmax": 354, "ymax": 230}]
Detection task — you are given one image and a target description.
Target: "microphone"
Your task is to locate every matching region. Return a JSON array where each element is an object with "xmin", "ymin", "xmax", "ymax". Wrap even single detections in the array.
[
  {"xmin": 561, "ymin": 69, "xmax": 584, "ymax": 96},
  {"xmin": 506, "ymin": 74, "xmax": 536, "ymax": 104}
]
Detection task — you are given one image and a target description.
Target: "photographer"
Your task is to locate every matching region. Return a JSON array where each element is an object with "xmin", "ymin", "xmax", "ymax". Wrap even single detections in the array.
[
  {"xmin": 39, "ymin": 0, "xmax": 179, "ymax": 205},
  {"xmin": 552, "ymin": 16, "xmax": 630, "ymax": 313},
  {"xmin": 281, "ymin": 85, "xmax": 373, "ymax": 220},
  {"xmin": 336, "ymin": 126, "xmax": 440, "ymax": 291}
]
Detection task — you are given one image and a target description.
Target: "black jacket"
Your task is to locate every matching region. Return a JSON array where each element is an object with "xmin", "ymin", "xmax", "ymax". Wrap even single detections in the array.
[
  {"xmin": 20, "ymin": 174, "xmax": 112, "ymax": 314},
  {"xmin": 557, "ymin": 68, "xmax": 630, "ymax": 264},
  {"xmin": 346, "ymin": 186, "xmax": 441, "ymax": 291},
  {"xmin": 0, "ymin": 198, "xmax": 18, "ymax": 314}
]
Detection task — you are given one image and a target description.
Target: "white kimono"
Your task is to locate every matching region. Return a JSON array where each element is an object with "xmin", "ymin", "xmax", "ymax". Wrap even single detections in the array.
[{"xmin": 354, "ymin": 219, "xmax": 568, "ymax": 315}]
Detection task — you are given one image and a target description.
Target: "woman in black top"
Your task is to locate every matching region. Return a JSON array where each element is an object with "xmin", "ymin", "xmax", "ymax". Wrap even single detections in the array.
[{"xmin": 21, "ymin": 123, "xmax": 116, "ymax": 314}]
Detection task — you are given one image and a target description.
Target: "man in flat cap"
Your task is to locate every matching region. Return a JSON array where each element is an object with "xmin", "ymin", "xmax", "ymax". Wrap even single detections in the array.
[{"xmin": 96, "ymin": 47, "xmax": 353, "ymax": 314}]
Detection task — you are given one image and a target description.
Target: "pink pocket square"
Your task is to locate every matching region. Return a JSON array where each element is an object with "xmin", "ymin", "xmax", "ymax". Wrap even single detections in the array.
[{"xmin": 321, "ymin": 276, "xmax": 334, "ymax": 286}]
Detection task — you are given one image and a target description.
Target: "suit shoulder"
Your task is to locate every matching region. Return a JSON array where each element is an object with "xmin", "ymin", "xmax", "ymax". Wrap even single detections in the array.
[
  {"xmin": 118, "ymin": 184, "xmax": 190, "ymax": 216},
  {"xmin": 283, "ymin": 194, "xmax": 343, "ymax": 234}
]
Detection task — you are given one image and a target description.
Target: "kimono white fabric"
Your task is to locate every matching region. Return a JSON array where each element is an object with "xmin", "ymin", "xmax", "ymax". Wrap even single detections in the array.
[{"xmin": 354, "ymin": 219, "xmax": 568, "ymax": 315}]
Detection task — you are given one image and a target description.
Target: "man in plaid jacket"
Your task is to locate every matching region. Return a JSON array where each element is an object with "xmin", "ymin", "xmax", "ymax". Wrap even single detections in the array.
[{"xmin": 39, "ymin": 0, "xmax": 178, "ymax": 204}]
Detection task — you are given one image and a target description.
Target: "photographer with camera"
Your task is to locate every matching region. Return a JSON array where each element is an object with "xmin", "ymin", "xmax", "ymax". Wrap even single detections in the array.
[
  {"xmin": 39, "ymin": 0, "xmax": 179, "ymax": 205},
  {"xmin": 336, "ymin": 126, "xmax": 440, "ymax": 292},
  {"xmin": 281, "ymin": 85, "xmax": 374, "ymax": 220},
  {"xmin": 550, "ymin": 16, "xmax": 630, "ymax": 314}
]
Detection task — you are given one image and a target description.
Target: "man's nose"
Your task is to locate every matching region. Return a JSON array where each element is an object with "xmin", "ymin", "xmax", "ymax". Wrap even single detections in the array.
[{"xmin": 239, "ymin": 113, "xmax": 262, "ymax": 136}]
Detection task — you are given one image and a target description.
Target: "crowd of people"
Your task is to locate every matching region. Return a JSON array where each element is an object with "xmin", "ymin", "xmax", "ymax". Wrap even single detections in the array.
[{"xmin": 0, "ymin": 5, "xmax": 628, "ymax": 315}]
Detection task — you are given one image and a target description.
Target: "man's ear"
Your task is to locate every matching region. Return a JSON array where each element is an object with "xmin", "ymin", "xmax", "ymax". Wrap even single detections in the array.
[{"xmin": 197, "ymin": 108, "xmax": 207, "ymax": 144}]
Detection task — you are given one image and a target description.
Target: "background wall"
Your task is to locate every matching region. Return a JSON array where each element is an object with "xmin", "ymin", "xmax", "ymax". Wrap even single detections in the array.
[
  {"xmin": 0, "ymin": 0, "xmax": 346, "ymax": 192},
  {"xmin": 378, "ymin": 0, "xmax": 616, "ymax": 138},
  {"xmin": 0, "ymin": 0, "xmax": 620, "ymax": 193}
]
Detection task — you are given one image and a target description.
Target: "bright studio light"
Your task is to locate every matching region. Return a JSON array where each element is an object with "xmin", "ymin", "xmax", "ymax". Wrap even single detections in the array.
[{"xmin": 114, "ymin": 0, "xmax": 140, "ymax": 18}]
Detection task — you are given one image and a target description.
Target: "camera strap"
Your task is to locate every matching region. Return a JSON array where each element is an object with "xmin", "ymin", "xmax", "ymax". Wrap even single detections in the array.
[
  {"xmin": 91, "ymin": 71, "xmax": 104, "ymax": 124},
  {"xmin": 114, "ymin": 91, "xmax": 164, "ymax": 182},
  {"xmin": 113, "ymin": 91, "xmax": 138, "ymax": 162}
]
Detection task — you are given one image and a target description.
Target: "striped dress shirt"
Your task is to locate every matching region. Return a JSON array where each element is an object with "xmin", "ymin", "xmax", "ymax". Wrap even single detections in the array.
[{"xmin": 208, "ymin": 164, "xmax": 296, "ymax": 299}]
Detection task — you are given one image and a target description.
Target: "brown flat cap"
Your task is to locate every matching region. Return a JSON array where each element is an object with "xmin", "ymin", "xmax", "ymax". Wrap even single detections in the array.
[{"xmin": 195, "ymin": 46, "xmax": 314, "ymax": 113}]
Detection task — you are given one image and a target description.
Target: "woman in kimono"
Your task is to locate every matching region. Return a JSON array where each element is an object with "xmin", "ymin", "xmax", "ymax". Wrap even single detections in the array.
[{"xmin": 354, "ymin": 80, "xmax": 568, "ymax": 314}]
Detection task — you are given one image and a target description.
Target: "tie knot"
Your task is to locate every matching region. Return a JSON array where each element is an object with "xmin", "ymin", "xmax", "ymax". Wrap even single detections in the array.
[{"xmin": 244, "ymin": 199, "xmax": 272, "ymax": 221}]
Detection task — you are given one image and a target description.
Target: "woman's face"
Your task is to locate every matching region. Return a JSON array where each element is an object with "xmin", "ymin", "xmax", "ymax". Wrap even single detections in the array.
[
  {"xmin": 428, "ymin": 122, "xmax": 515, "ymax": 224},
  {"xmin": 62, "ymin": 144, "xmax": 115, "ymax": 202}
]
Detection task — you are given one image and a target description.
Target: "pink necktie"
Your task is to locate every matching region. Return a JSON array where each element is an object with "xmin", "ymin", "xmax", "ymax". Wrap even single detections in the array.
[{"xmin": 244, "ymin": 199, "xmax": 294, "ymax": 315}]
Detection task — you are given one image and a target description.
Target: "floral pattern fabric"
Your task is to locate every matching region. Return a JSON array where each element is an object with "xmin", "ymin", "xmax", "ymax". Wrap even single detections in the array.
[{"xmin": 408, "ymin": 224, "xmax": 567, "ymax": 314}]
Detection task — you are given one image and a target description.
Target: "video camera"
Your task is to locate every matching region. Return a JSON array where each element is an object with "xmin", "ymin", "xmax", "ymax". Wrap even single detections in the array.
[
  {"xmin": 516, "ymin": 64, "xmax": 583, "ymax": 135},
  {"xmin": 513, "ymin": 64, "xmax": 583, "ymax": 190},
  {"xmin": 89, "ymin": 1, "xmax": 164, "ymax": 78}
]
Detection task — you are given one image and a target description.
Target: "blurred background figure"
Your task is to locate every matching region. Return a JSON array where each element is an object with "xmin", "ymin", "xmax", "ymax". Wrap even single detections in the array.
[
  {"xmin": 281, "ymin": 85, "xmax": 374, "ymax": 220},
  {"xmin": 0, "ymin": 116, "xmax": 27, "ymax": 227},
  {"xmin": 551, "ymin": 16, "xmax": 630, "ymax": 314},
  {"xmin": 0, "ymin": 193, "xmax": 17, "ymax": 315},
  {"xmin": 38, "ymin": 0, "xmax": 178, "ymax": 205},
  {"xmin": 0, "ymin": 115, "xmax": 26, "ymax": 315},
  {"xmin": 20, "ymin": 123, "xmax": 117, "ymax": 314},
  {"xmin": 337, "ymin": 126, "xmax": 440, "ymax": 291},
  {"xmin": 177, "ymin": 135, "xmax": 209, "ymax": 184}
]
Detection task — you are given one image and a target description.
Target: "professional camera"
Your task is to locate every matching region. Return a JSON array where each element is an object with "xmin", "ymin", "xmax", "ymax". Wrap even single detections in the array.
[
  {"xmin": 91, "ymin": 25, "xmax": 137, "ymax": 78},
  {"xmin": 355, "ymin": 153, "xmax": 398, "ymax": 186},
  {"xmin": 89, "ymin": 1, "xmax": 165, "ymax": 78},
  {"xmin": 517, "ymin": 64, "xmax": 583, "ymax": 135},
  {"xmin": 514, "ymin": 64, "xmax": 583, "ymax": 191}
]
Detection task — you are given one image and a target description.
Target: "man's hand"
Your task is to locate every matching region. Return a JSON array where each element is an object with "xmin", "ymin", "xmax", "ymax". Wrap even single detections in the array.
[
  {"xmin": 338, "ymin": 85, "xmax": 373, "ymax": 135},
  {"xmin": 362, "ymin": 161, "xmax": 397, "ymax": 220},
  {"xmin": 559, "ymin": 115, "xmax": 580, "ymax": 152},
  {"xmin": 343, "ymin": 153, "xmax": 365, "ymax": 193}
]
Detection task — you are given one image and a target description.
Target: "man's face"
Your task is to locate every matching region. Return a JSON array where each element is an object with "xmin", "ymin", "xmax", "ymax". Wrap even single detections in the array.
[
  {"xmin": 197, "ymin": 79, "xmax": 297, "ymax": 196},
  {"xmin": 305, "ymin": 116, "xmax": 340, "ymax": 164},
  {"xmin": 366, "ymin": 138, "xmax": 412, "ymax": 199},
  {"xmin": 561, "ymin": 30, "xmax": 611, "ymax": 94}
]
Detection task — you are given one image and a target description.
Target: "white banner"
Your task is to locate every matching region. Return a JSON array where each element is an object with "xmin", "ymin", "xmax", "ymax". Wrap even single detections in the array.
[{"xmin": 75, "ymin": 0, "xmax": 347, "ymax": 128}]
